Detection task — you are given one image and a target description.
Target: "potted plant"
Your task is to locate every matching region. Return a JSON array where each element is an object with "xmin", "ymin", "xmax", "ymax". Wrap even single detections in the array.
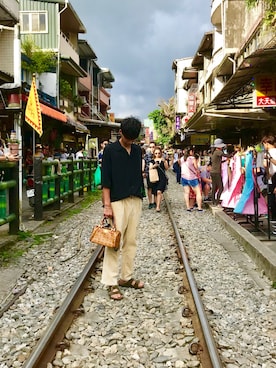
[{"xmin": 73, "ymin": 95, "xmax": 83, "ymax": 113}]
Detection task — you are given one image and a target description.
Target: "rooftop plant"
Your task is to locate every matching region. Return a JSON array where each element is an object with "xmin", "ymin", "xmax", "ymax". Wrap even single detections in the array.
[{"xmin": 21, "ymin": 37, "xmax": 56, "ymax": 75}]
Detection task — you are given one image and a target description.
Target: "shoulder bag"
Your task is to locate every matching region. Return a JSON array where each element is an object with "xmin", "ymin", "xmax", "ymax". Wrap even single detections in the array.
[{"xmin": 149, "ymin": 167, "xmax": 159, "ymax": 183}]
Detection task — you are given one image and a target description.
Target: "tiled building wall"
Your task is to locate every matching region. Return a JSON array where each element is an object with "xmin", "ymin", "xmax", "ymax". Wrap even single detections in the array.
[{"xmin": 0, "ymin": 31, "xmax": 14, "ymax": 76}]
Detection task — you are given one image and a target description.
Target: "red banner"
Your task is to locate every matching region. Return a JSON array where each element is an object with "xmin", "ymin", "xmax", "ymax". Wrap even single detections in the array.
[{"xmin": 254, "ymin": 75, "xmax": 276, "ymax": 108}]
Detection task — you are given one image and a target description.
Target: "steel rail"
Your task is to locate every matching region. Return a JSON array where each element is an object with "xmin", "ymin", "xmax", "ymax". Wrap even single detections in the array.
[
  {"xmin": 164, "ymin": 194, "xmax": 223, "ymax": 368},
  {"xmin": 23, "ymin": 245, "xmax": 103, "ymax": 368}
]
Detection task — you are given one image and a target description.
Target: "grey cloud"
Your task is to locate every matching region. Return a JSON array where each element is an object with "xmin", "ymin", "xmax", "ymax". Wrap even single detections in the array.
[{"xmin": 70, "ymin": 0, "xmax": 212, "ymax": 120}]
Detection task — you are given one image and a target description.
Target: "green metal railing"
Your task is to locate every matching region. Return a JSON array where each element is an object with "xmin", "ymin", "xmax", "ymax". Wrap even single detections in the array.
[
  {"xmin": 33, "ymin": 157, "xmax": 97, "ymax": 220},
  {"xmin": 0, "ymin": 158, "xmax": 97, "ymax": 233},
  {"xmin": 0, "ymin": 162, "xmax": 19, "ymax": 234}
]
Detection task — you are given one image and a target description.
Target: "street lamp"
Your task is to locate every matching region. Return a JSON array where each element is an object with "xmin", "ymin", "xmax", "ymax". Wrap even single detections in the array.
[{"xmin": 97, "ymin": 68, "xmax": 110, "ymax": 115}]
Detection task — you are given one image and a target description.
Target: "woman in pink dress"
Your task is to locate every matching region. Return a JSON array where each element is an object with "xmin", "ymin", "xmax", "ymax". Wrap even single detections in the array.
[{"xmin": 180, "ymin": 148, "xmax": 203, "ymax": 211}]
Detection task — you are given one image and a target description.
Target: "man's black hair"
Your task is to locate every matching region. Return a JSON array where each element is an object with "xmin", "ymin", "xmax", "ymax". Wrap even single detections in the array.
[{"xmin": 120, "ymin": 116, "xmax": 141, "ymax": 140}]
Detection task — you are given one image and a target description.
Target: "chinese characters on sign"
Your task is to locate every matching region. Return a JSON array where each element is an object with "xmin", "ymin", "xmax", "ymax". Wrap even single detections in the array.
[
  {"xmin": 254, "ymin": 75, "xmax": 276, "ymax": 108},
  {"xmin": 188, "ymin": 93, "xmax": 197, "ymax": 115},
  {"xmin": 175, "ymin": 115, "xmax": 181, "ymax": 130}
]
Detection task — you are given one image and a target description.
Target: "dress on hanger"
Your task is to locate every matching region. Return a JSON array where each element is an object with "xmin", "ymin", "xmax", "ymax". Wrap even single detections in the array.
[
  {"xmin": 234, "ymin": 151, "xmax": 267, "ymax": 215},
  {"xmin": 221, "ymin": 153, "xmax": 244, "ymax": 208},
  {"xmin": 220, "ymin": 160, "xmax": 230, "ymax": 202}
]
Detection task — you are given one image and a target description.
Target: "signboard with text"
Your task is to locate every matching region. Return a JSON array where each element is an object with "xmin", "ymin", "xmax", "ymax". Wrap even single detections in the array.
[
  {"xmin": 254, "ymin": 74, "xmax": 276, "ymax": 108},
  {"xmin": 175, "ymin": 115, "xmax": 181, "ymax": 130},
  {"xmin": 190, "ymin": 134, "xmax": 210, "ymax": 146},
  {"xmin": 188, "ymin": 93, "xmax": 197, "ymax": 115}
]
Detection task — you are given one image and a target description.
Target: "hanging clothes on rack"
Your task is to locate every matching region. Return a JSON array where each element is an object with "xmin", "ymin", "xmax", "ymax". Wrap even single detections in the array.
[{"xmin": 234, "ymin": 149, "xmax": 267, "ymax": 215}]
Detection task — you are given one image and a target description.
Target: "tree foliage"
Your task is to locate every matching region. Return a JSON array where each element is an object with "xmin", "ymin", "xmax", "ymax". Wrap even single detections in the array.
[
  {"xmin": 246, "ymin": 0, "xmax": 276, "ymax": 24},
  {"xmin": 148, "ymin": 97, "xmax": 176, "ymax": 146},
  {"xmin": 21, "ymin": 38, "xmax": 56, "ymax": 75}
]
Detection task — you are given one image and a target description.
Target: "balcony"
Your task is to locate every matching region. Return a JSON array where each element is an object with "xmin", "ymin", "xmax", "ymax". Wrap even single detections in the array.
[
  {"xmin": 99, "ymin": 87, "xmax": 110, "ymax": 108},
  {"xmin": 60, "ymin": 32, "xmax": 79, "ymax": 65},
  {"xmin": 79, "ymin": 74, "xmax": 92, "ymax": 91},
  {"xmin": 211, "ymin": 0, "xmax": 221, "ymax": 28}
]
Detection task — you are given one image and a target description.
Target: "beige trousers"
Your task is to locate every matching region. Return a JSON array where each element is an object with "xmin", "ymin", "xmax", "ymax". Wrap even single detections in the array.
[{"xmin": 101, "ymin": 196, "xmax": 142, "ymax": 286}]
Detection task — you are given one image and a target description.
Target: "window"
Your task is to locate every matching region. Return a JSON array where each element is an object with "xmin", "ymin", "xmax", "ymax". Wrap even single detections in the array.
[{"xmin": 21, "ymin": 12, "xmax": 47, "ymax": 33}]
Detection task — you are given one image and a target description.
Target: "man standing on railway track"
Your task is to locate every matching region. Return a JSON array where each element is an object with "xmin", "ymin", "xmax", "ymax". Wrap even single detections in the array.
[{"xmin": 101, "ymin": 116, "xmax": 144, "ymax": 300}]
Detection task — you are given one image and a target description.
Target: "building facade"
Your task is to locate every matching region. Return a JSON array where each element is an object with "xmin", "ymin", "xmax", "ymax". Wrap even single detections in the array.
[
  {"xmin": 0, "ymin": 0, "xmax": 118, "ymax": 156},
  {"xmin": 173, "ymin": 0, "xmax": 276, "ymax": 146}
]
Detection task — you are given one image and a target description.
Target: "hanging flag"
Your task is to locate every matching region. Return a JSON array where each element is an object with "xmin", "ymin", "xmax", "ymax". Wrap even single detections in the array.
[{"xmin": 25, "ymin": 75, "xmax": 43, "ymax": 137}]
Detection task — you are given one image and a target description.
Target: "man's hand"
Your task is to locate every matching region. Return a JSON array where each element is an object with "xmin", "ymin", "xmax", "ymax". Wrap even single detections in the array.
[{"xmin": 103, "ymin": 205, "xmax": 113, "ymax": 218}]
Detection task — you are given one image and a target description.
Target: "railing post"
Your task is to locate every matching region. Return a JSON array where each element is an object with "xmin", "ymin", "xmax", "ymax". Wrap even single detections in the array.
[
  {"xmin": 9, "ymin": 163, "xmax": 19, "ymax": 234},
  {"xmin": 79, "ymin": 159, "xmax": 84, "ymax": 196},
  {"xmin": 34, "ymin": 157, "xmax": 43, "ymax": 221},
  {"xmin": 87, "ymin": 159, "xmax": 92, "ymax": 192},
  {"xmin": 54, "ymin": 171, "xmax": 61, "ymax": 210},
  {"xmin": 68, "ymin": 158, "xmax": 74, "ymax": 203}
]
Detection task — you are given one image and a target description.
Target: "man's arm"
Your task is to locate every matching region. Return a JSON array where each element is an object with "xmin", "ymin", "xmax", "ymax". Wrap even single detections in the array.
[{"xmin": 102, "ymin": 187, "xmax": 113, "ymax": 218}]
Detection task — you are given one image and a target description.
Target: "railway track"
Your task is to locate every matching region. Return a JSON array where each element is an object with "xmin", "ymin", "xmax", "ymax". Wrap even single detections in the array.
[
  {"xmin": 22, "ymin": 194, "xmax": 223, "ymax": 368},
  {"xmin": 0, "ymin": 172, "xmax": 274, "ymax": 367}
]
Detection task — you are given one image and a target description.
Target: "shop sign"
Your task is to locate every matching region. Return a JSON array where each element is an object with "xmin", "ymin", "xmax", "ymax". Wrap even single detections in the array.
[
  {"xmin": 175, "ymin": 115, "xmax": 181, "ymax": 130},
  {"xmin": 254, "ymin": 74, "xmax": 276, "ymax": 108},
  {"xmin": 63, "ymin": 134, "xmax": 75, "ymax": 143},
  {"xmin": 182, "ymin": 115, "xmax": 189, "ymax": 126},
  {"xmin": 188, "ymin": 93, "xmax": 197, "ymax": 115},
  {"xmin": 190, "ymin": 134, "xmax": 210, "ymax": 145}
]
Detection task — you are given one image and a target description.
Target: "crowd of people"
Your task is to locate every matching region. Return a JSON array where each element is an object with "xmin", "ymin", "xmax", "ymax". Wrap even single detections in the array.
[
  {"xmin": 4, "ymin": 118, "xmax": 275, "ymax": 302},
  {"xmin": 169, "ymin": 136, "xmax": 276, "ymax": 231},
  {"xmin": 139, "ymin": 134, "xmax": 276, "ymax": 230}
]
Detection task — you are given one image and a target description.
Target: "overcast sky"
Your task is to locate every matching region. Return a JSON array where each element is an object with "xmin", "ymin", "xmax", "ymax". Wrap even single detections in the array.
[{"xmin": 70, "ymin": 0, "xmax": 212, "ymax": 122}]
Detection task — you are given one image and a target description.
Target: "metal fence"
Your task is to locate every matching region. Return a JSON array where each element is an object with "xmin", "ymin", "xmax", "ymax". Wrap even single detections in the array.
[
  {"xmin": 0, "ymin": 158, "xmax": 97, "ymax": 234},
  {"xmin": 0, "ymin": 161, "xmax": 19, "ymax": 234}
]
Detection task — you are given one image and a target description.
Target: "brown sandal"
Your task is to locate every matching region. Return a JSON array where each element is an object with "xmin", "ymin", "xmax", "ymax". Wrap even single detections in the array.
[
  {"xmin": 108, "ymin": 285, "xmax": 124, "ymax": 300},
  {"xmin": 118, "ymin": 278, "xmax": 144, "ymax": 289}
]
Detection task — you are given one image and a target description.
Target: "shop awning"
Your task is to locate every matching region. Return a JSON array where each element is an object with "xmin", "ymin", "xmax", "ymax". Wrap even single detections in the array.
[
  {"xmin": 40, "ymin": 102, "xmax": 67, "ymax": 122},
  {"xmin": 185, "ymin": 106, "xmax": 275, "ymax": 133},
  {"xmin": 212, "ymin": 46, "xmax": 276, "ymax": 105},
  {"xmin": 66, "ymin": 115, "xmax": 90, "ymax": 133},
  {"xmin": 22, "ymin": 94, "xmax": 67, "ymax": 123},
  {"xmin": 79, "ymin": 116, "xmax": 121, "ymax": 128}
]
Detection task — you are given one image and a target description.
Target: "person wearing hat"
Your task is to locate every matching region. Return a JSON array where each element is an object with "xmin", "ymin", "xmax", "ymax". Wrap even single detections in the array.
[{"xmin": 210, "ymin": 138, "xmax": 230, "ymax": 206}]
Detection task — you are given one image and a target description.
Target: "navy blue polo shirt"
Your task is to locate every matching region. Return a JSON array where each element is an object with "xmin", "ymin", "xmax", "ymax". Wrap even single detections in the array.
[{"xmin": 102, "ymin": 140, "xmax": 143, "ymax": 202}]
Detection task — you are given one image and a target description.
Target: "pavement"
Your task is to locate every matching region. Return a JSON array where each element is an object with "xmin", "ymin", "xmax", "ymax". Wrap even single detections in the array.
[
  {"xmin": 209, "ymin": 205, "xmax": 276, "ymax": 282},
  {"xmin": 0, "ymin": 191, "xmax": 85, "ymax": 245},
  {"xmin": 0, "ymin": 191, "xmax": 276, "ymax": 282}
]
